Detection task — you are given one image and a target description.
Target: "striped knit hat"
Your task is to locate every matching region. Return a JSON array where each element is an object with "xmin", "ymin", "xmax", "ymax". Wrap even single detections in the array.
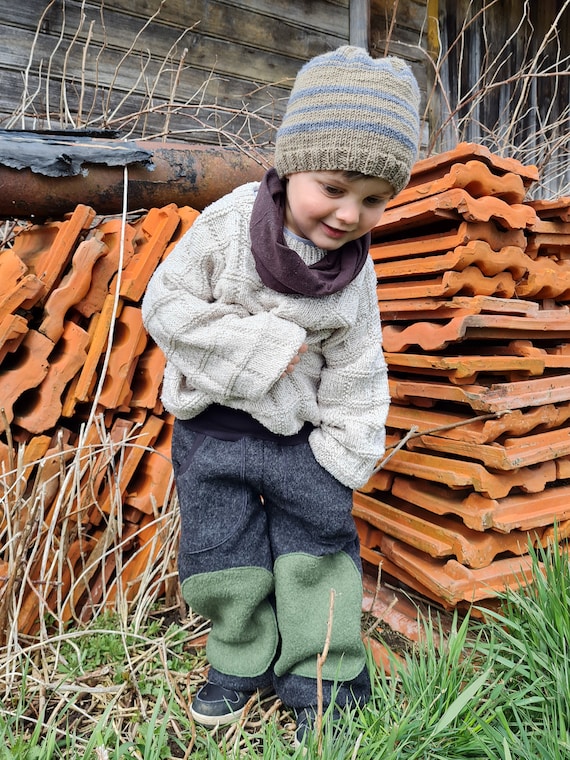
[{"xmin": 273, "ymin": 46, "xmax": 420, "ymax": 195}]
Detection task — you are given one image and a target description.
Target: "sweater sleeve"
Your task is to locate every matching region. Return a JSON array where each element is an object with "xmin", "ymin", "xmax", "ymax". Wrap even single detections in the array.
[
  {"xmin": 141, "ymin": 198, "xmax": 306, "ymax": 404},
  {"xmin": 308, "ymin": 261, "xmax": 388, "ymax": 490}
]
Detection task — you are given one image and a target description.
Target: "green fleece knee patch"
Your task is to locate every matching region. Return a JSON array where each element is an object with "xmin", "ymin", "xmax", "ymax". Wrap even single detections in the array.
[
  {"xmin": 273, "ymin": 552, "xmax": 366, "ymax": 682},
  {"xmin": 181, "ymin": 566, "xmax": 277, "ymax": 678}
]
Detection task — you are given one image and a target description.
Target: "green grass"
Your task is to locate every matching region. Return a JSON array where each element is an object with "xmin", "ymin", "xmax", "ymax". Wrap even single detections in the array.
[{"xmin": 1, "ymin": 539, "xmax": 569, "ymax": 758}]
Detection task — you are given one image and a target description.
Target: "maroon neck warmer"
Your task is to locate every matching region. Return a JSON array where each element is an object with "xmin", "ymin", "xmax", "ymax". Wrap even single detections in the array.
[{"xmin": 249, "ymin": 168, "xmax": 370, "ymax": 297}]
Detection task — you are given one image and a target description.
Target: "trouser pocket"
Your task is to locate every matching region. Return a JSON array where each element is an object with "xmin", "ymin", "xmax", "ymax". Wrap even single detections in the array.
[{"xmin": 172, "ymin": 421, "xmax": 249, "ymax": 555}]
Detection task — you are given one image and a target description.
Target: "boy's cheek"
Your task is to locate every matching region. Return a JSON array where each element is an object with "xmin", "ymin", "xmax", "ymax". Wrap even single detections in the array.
[
  {"xmin": 366, "ymin": 211, "xmax": 386, "ymax": 231},
  {"xmin": 371, "ymin": 204, "xmax": 391, "ymax": 227}
]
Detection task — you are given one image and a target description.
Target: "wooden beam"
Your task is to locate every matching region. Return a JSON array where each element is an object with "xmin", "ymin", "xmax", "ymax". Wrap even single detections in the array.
[
  {"xmin": 427, "ymin": 0, "xmax": 440, "ymax": 60},
  {"xmin": 350, "ymin": 0, "xmax": 370, "ymax": 50}
]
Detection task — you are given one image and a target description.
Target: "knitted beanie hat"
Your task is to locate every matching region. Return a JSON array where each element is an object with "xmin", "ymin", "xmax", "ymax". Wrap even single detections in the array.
[{"xmin": 273, "ymin": 46, "xmax": 420, "ymax": 195}]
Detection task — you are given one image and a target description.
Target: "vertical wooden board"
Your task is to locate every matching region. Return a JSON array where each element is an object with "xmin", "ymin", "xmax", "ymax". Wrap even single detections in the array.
[
  {"xmin": 371, "ymin": 0, "xmax": 428, "ymax": 33},
  {"xmin": 350, "ymin": 0, "xmax": 370, "ymax": 47}
]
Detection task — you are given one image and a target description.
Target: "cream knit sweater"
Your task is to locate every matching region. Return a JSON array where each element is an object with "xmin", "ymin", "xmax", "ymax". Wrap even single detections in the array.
[{"xmin": 141, "ymin": 181, "xmax": 389, "ymax": 490}]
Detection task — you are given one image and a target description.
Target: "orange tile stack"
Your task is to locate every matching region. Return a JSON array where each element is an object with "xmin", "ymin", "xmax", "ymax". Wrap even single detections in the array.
[
  {"xmin": 0, "ymin": 203, "xmax": 199, "ymax": 634},
  {"xmin": 356, "ymin": 143, "xmax": 570, "ymax": 610},
  {"xmin": 2, "ymin": 141, "xmax": 570, "ymax": 632}
]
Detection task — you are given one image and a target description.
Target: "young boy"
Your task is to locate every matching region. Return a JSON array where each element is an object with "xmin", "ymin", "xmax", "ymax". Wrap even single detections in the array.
[{"xmin": 141, "ymin": 45, "xmax": 420, "ymax": 741}]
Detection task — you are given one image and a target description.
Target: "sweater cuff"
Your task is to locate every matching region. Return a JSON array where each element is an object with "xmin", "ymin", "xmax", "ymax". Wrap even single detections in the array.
[{"xmin": 308, "ymin": 428, "xmax": 380, "ymax": 490}]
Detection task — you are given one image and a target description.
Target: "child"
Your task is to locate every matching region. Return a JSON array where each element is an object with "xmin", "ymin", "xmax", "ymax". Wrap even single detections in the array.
[{"xmin": 141, "ymin": 45, "xmax": 420, "ymax": 742}]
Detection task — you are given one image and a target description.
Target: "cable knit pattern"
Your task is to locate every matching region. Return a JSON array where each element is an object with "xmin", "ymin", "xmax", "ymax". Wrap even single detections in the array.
[{"xmin": 141, "ymin": 182, "xmax": 389, "ymax": 489}]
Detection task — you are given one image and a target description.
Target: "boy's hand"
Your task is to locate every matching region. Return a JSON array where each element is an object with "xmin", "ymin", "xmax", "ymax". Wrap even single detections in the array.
[{"xmin": 282, "ymin": 343, "xmax": 308, "ymax": 377}]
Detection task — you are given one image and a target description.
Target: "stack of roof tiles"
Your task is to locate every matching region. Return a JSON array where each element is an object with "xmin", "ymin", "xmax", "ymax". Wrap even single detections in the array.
[
  {"xmin": 0, "ymin": 202, "xmax": 198, "ymax": 633},
  {"xmin": 356, "ymin": 142, "xmax": 570, "ymax": 610},
  {"xmin": 1, "ymin": 142, "xmax": 569, "ymax": 632}
]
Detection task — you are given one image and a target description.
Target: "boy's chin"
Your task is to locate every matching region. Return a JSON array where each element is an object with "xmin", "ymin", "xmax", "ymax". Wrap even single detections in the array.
[
  {"xmin": 319, "ymin": 239, "xmax": 346, "ymax": 252},
  {"xmin": 309, "ymin": 233, "xmax": 346, "ymax": 251}
]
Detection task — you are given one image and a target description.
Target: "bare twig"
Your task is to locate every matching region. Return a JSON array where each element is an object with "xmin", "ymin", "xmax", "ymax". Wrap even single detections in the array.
[
  {"xmin": 423, "ymin": 0, "xmax": 570, "ymax": 194},
  {"xmin": 373, "ymin": 410, "xmax": 512, "ymax": 474},
  {"xmin": 316, "ymin": 588, "xmax": 336, "ymax": 755},
  {"xmin": 77, "ymin": 19, "xmax": 95, "ymax": 127},
  {"xmin": 12, "ymin": 0, "xmax": 57, "ymax": 129},
  {"xmin": 384, "ymin": 0, "xmax": 400, "ymax": 56}
]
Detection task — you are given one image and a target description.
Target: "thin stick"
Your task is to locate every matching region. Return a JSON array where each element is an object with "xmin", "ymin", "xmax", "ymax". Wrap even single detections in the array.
[
  {"xmin": 372, "ymin": 409, "xmax": 511, "ymax": 474},
  {"xmin": 384, "ymin": 0, "xmax": 400, "ymax": 56},
  {"xmin": 13, "ymin": 0, "xmax": 57, "ymax": 129},
  {"xmin": 316, "ymin": 588, "xmax": 335, "ymax": 755},
  {"xmin": 162, "ymin": 47, "xmax": 188, "ymax": 140},
  {"xmin": 376, "ymin": 425, "xmax": 419, "ymax": 472}
]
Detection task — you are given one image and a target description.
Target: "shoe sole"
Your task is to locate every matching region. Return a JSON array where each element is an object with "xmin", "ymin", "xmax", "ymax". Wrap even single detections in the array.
[
  {"xmin": 292, "ymin": 736, "xmax": 306, "ymax": 750},
  {"xmin": 292, "ymin": 736, "xmax": 308, "ymax": 756},
  {"xmin": 190, "ymin": 703, "xmax": 246, "ymax": 728}
]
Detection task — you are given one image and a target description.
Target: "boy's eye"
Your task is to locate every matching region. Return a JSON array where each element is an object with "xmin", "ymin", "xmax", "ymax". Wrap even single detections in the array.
[{"xmin": 322, "ymin": 184, "xmax": 343, "ymax": 196}]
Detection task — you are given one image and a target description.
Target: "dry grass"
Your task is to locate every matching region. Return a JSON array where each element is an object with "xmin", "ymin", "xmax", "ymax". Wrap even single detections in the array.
[
  {"xmin": 0, "ymin": 598, "xmax": 296, "ymax": 757},
  {"xmin": 0, "ymin": 419, "xmax": 176, "ymax": 643},
  {"xmin": 0, "ymin": 423, "xmax": 299, "ymax": 756}
]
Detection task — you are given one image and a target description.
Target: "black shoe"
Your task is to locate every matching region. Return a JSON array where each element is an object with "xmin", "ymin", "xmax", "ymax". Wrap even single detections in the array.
[
  {"xmin": 294, "ymin": 707, "xmax": 313, "ymax": 748},
  {"xmin": 190, "ymin": 681, "xmax": 254, "ymax": 727},
  {"xmin": 293, "ymin": 706, "xmax": 343, "ymax": 748}
]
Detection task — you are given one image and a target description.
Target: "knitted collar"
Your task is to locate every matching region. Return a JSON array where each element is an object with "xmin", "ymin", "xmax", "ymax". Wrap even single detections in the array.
[{"xmin": 249, "ymin": 168, "xmax": 370, "ymax": 297}]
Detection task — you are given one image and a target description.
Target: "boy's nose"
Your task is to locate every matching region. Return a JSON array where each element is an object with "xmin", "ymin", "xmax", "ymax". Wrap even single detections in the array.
[{"xmin": 335, "ymin": 200, "xmax": 360, "ymax": 226}]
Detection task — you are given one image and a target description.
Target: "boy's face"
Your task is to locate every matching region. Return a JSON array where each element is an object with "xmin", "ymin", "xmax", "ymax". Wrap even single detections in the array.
[{"xmin": 284, "ymin": 170, "xmax": 393, "ymax": 251}]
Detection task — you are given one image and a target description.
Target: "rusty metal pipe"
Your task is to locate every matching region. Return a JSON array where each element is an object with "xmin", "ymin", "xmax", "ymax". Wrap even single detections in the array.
[{"xmin": 0, "ymin": 142, "xmax": 272, "ymax": 220}]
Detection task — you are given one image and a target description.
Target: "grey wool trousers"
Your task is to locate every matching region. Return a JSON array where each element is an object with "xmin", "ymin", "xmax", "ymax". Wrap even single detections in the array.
[{"xmin": 171, "ymin": 418, "xmax": 371, "ymax": 710}]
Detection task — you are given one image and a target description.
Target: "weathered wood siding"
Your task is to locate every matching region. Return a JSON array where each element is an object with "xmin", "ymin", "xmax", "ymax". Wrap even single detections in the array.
[
  {"xmin": 1, "ymin": 1, "xmax": 567, "ymax": 195},
  {"xmin": 370, "ymin": 0, "xmax": 570, "ymax": 196},
  {"xmin": 0, "ymin": 0, "xmax": 349, "ymax": 148},
  {"xmin": 434, "ymin": 0, "xmax": 570, "ymax": 196},
  {"xmin": 0, "ymin": 1, "xmax": 438, "ymax": 158}
]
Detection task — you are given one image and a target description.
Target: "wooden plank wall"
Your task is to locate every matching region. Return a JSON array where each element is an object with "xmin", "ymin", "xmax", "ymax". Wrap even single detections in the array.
[
  {"xmin": 431, "ymin": 0, "xmax": 570, "ymax": 197},
  {"xmin": 3, "ymin": 1, "xmax": 565, "ymax": 195},
  {"xmin": 370, "ymin": 0, "xmax": 570, "ymax": 197},
  {"xmin": 0, "ymin": 0, "xmax": 349, "ymax": 148}
]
